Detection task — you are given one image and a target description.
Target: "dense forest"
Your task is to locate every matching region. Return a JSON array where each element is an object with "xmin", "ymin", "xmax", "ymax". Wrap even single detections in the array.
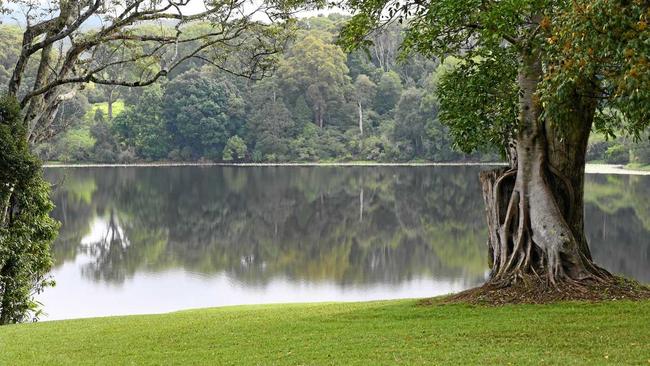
[{"xmin": 1, "ymin": 14, "xmax": 648, "ymax": 164}]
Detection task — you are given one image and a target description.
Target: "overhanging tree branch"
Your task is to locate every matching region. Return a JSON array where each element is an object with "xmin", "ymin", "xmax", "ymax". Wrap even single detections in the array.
[{"xmin": 3, "ymin": 0, "xmax": 305, "ymax": 143}]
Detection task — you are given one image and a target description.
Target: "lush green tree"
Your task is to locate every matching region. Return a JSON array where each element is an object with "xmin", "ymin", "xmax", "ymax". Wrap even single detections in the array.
[
  {"xmin": 418, "ymin": 70, "xmax": 463, "ymax": 161},
  {"xmin": 374, "ymin": 71, "xmax": 402, "ymax": 115},
  {"xmin": 0, "ymin": 96, "xmax": 57, "ymax": 324},
  {"xmin": 247, "ymin": 81, "xmax": 298, "ymax": 160},
  {"xmin": 113, "ymin": 85, "xmax": 169, "ymax": 160},
  {"xmin": 393, "ymin": 88, "xmax": 426, "ymax": 159},
  {"xmin": 346, "ymin": 51, "xmax": 380, "ymax": 81},
  {"xmin": 394, "ymin": 54, "xmax": 439, "ymax": 87},
  {"xmin": 630, "ymin": 135, "xmax": 650, "ymax": 166},
  {"xmin": 279, "ymin": 33, "xmax": 351, "ymax": 128},
  {"xmin": 34, "ymin": 95, "xmax": 93, "ymax": 162},
  {"xmin": 50, "ymin": 95, "xmax": 91, "ymax": 143},
  {"xmin": 163, "ymin": 69, "xmax": 245, "ymax": 160},
  {"xmin": 289, "ymin": 124, "xmax": 321, "ymax": 161},
  {"xmin": 353, "ymin": 74, "xmax": 377, "ymax": 137},
  {"xmin": 90, "ymin": 112, "xmax": 120, "ymax": 163},
  {"xmin": 340, "ymin": 0, "xmax": 650, "ymax": 288},
  {"xmin": 0, "ymin": 26, "xmax": 23, "ymax": 95},
  {"xmin": 289, "ymin": 95, "xmax": 313, "ymax": 126},
  {"xmin": 223, "ymin": 136, "xmax": 248, "ymax": 162},
  {"xmin": 6, "ymin": 9, "xmax": 647, "ymax": 168}
]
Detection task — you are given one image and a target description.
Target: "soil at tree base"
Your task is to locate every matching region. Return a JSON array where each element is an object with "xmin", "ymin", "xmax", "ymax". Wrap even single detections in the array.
[{"xmin": 419, "ymin": 276, "xmax": 650, "ymax": 306}]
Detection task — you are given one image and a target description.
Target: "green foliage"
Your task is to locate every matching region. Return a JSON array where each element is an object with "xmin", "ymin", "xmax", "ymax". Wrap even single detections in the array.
[
  {"xmin": 347, "ymin": 51, "xmax": 381, "ymax": 80},
  {"xmin": 541, "ymin": 0, "xmax": 650, "ymax": 141},
  {"xmin": 22, "ymin": 15, "xmax": 495, "ymax": 163},
  {"xmin": 25, "ymin": 14, "xmax": 601, "ymax": 164},
  {"xmin": 164, "ymin": 69, "xmax": 245, "ymax": 160},
  {"xmin": 86, "ymin": 101, "xmax": 125, "ymax": 122},
  {"xmin": 222, "ymin": 136, "xmax": 247, "ymax": 161},
  {"xmin": 437, "ymin": 53, "xmax": 517, "ymax": 156},
  {"xmin": 354, "ymin": 74, "xmax": 377, "ymax": 107},
  {"xmin": 291, "ymin": 95, "xmax": 313, "ymax": 124},
  {"xmin": 7, "ymin": 10, "xmax": 648, "ymax": 164},
  {"xmin": 0, "ymin": 96, "xmax": 57, "ymax": 324},
  {"xmin": 56, "ymin": 129, "xmax": 95, "ymax": 162},
  {"xmin": 630, "ymin": 136, "xmax": 650, "ymax": 165},
  {"xmin": 247, "ymin": 87, "xmax": 297, "ymax": 160},
  {"xmin": 604, "ymin": 144, "xmax": 630, "ymax": 164},
  {"xmin": 393, "ymin": 88, "xmax": 426, "ymax": 159},
  {"xmin": 374, "ymin": 71, "xmax": 402, "ymax": 115},
  {"xmin": 278, "ymin": 33, "xmax": 351, "ymax": 127},
  {"xmin": 586, "ymin": 139, "xmax": 611, "ymax": 162},
  {"xmin": 0, "ymin": 26, "xmax": 22, "ymax": 95},
  {"xmin": 339, "ymin": 0, "xmax": 650, "ymax": 161},
  {"xmin": 90, "ymin": 119, "xmax": 120, "ymax": 163},
  {"xmin": 113, "ymin": 85, "xmax": 169, "ymax": 160}
]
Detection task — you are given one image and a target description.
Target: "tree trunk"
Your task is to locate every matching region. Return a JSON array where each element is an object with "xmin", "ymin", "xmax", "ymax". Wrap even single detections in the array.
[
  {"xmin": 358, "ymin": 101, "xmax": 363, "ymax": 136},
  {"xmin": 318, "ymin": 105, "xmax": 324, "ymax": 129},
  {"xmin": 480, "ymin": 53, "xmax": 609, "ymax": 286}
]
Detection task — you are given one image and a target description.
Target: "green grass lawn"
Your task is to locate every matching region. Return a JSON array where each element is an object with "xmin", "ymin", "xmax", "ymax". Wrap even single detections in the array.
[
  {"xmin": 626, "ymin": 163, "xmax": 650, "ymax": 171},
  {"xmin": 86, "ymin": 100, "xmax": 125, "ymax": 121},
  {"xmin": 1, "ymin": 299, "xmax": 648, "ymax": 365}
]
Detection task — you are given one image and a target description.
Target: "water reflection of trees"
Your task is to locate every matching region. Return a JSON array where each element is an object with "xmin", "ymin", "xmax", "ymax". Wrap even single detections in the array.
[
  {"xmin": 45, "ymin": 167, "xmax": 650, "ymax": 286},
  {"xmin": 47, "ymin": 167, "xmax": 490, "ymax": 286},
  {"xmin": 585, "ymin": 175, "xmax": 650, "ymax": 282}
]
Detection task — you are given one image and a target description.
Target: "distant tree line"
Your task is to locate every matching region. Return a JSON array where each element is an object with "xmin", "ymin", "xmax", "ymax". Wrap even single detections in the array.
[{"xmin": 1, "ymin": 15, "xmax": 648, "ymax": 164}]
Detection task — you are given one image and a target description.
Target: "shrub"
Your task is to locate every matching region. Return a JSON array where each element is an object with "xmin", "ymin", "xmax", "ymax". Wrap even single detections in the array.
[
  {"xmin": 587, "ymin": 141, "xmax": 611, "ymax": 161},
  {"xmin": 630, "ymin": 138, "xmax": 650, "ymax": 165},
  {"xmin": 604, "ymin": 144, "xmax": 630, "ymax": 164},
  {"xmin": 222, "ymin": 135, "xmax": 248, "ymax": 162}
]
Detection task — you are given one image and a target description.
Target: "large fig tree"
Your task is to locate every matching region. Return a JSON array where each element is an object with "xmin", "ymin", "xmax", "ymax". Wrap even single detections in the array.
[{"xmin": 339, "ymin": 0, "xmax": 649, "ymax": 289}]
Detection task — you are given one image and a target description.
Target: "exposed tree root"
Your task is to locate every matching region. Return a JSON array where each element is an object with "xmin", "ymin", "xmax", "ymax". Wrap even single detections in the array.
[
  {"xmin": 480, "ymin": 159, "xmax": 614, "ymax": 289},
  {"xmin": 421, "ymin": 275, "xmax": 650, "ymax": 306}
]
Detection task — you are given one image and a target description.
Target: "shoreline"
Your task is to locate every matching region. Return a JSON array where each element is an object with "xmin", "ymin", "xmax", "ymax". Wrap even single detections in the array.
[
  {"xmin": 42, "ymin": 162, "xmax": 650, "ymax": 175},
  {"xmin": 43, "ymin": 161, "xmax": 506, "ymax": 168}
]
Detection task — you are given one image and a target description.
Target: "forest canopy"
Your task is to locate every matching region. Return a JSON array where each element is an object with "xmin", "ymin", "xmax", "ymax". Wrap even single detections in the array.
[{"xmin": 0, "ymin": 14, "xmax": 643, "ymax": 165}]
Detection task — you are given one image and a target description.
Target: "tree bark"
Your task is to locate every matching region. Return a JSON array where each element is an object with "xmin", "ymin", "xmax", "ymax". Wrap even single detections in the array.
[
  {"xmin": 317, "ymin": 105, "xmax": 324, "ymax": 129},
  {"xmin": 358, "ymin": 101, "xmax": 363, "ymax": 136},
  {"xmin": 480, "ymin": 53, "xmax": 609, "ymax": 286}
]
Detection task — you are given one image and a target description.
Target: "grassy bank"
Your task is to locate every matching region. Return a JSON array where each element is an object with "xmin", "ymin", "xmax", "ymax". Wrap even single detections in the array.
[
  {"xmin": 626, "ymin": 163, "xmax": 650, "ymax": 172},
  {"xmin": 1, "ymin": 299, "xmax": 649, "ymax": 365}
]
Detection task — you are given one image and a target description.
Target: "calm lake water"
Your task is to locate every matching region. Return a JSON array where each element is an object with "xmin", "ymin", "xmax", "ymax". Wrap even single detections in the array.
[{"xmin": 41, "ymin": 166, "xmax": 650, "ymax": 320}]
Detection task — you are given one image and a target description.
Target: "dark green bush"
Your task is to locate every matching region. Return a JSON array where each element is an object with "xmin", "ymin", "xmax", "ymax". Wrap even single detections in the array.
[
  {"xmin": 630, "ymin": 138, "xmax": 650, "ymax": 165},
  {"xmin": 604, "ymin": 144, "xmax": 630, "ymax": 164},
  {"xmin": 0, "ymin": 95, "xmax": 58, "ymax": 324}
]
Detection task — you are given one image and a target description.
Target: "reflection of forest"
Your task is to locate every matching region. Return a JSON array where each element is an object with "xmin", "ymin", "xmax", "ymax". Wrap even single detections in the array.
[
  {"xmin": 585, "ymin": 175, "xmax": 650, "ymax": 283},
  {"xmin": 46, "ymin": 167, "xmax": 489, "ymax": 286},
  {"xmin": 45, "ymin": 167, "xmax": 650, "ymax": 287}
]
